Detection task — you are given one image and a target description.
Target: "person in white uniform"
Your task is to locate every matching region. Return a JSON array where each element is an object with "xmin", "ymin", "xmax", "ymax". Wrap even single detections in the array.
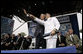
[{"xmin": 23, "ymin": 9, "xmax": 60, "ymax": 49}]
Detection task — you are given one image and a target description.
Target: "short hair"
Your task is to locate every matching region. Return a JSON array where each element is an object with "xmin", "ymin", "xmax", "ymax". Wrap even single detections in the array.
[
  {"xmin": 68, "ymin": 29, "xmax": 73, "ymax": 31},
  {"xmin": 18, "ymin": 33, "xmax": 21, "ymax": 36},
  {"xmin": 40, "ymin": 13, "xmax": 45, "ymax": 14},
  {"xmin": 46, "ymin": 13, "xmax": 51, "ymax": 17},
  {"xmin": 46, "ymin": 13, "xmax": 51, "ymax": 15}
]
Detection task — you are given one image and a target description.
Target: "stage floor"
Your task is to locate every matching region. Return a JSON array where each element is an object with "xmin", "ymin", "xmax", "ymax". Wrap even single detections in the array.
[{"xmin": 1, "ymin": 46, "xmax": 76, "ymax": 53}]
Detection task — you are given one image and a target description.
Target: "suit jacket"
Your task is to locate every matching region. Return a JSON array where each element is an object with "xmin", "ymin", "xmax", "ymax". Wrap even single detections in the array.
[
  {"xmin": 34, "ymin": 23, "xmax": 44, "ymax": 38},
  {"xmin": 5, "ymin": 38, "xmax": 11, "ymax": 43},
  {"xmin": 23, "ymin": 38, "xmax": 32, "ymax": 49},
  {"xmin": 56, "ymin": 35, "xmax": 66, "ymax": 47},
  {"xmin": 66, "ymin": 34, "xmax": 80, "ymax": 46},
  {"xmin": 16, "ymin": 37, "xmax": 23, "ymax": 46},
  {"xmin": 10, "ymin": 37, "xmax": 17, "ymax": 43}
]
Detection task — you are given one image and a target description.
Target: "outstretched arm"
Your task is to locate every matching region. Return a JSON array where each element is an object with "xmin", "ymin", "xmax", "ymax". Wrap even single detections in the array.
[
  {"xmin": 23, "ymin": 9, "xmax": 45, "ymax": 25},
  {"xmin": 29, "ymin": 14, "xmax": 45, "ymax": 25},
  {"xmin": 34, "ymin": 18, "xmax": 45, "ymax": 25}
]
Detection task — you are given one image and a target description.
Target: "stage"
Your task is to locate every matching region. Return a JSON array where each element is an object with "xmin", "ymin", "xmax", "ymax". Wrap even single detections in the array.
[{"xmin": 1, "ymin": 46, "xmax": 76, "ymax": 53}]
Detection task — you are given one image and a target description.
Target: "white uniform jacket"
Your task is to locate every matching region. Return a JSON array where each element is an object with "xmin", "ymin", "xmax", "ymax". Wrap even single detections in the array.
[{"xmin": 34, "ymin": 17, "xmax": 60, "ymax": 39}]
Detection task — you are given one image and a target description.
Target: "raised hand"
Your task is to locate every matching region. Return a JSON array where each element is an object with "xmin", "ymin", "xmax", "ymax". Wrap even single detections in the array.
[
  {"xmin": 23, "ymin": 9, "xmax": 36, "ymax": 19},
  {"xmin": 23, "ymin": 9, "xmax": 27, "ymax": 15}
]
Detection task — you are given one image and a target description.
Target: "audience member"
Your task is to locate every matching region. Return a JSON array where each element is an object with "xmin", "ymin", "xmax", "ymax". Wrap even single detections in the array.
[
  {"xmin": 10, "ymin": 34, "xmax": 17, "ymax": 50},
  {"xmin": 56, "ymin": 32, "xmax": 66, "ymax": 47},
  {"xmin": 23, "ymin": 36, "xmax": 32, "ymax": 49},
  {"xmin": 3, "ymin": 33, "xmax": 11, "ymax": 50},
  {"xmin": 66, "ymin": 29, "xmax": 82, "ymax": 53},
  {"xmin": 16, "ymin": 33, "xmax": 23, "ymax": 50}
]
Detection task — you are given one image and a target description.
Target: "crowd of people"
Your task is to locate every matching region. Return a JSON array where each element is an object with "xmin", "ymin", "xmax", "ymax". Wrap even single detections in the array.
[
  {"xmin": 1, "ymin": 29, "xmax": 82, "ymax": 53},
  {"xmin": 1, "ymin": 33, "xmax": 32, "ymax": 50}
]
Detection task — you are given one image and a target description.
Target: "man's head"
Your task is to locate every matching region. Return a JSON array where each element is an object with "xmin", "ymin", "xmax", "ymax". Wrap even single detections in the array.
[
  {"xmin": 27, "ymin": 35, "xmax": 32, "ymax": 39},
  {"xmin": 18, "ymin": 33, "xmax": 21, "ymax": 37},
  {"xmin": 11, "ymin": 34, "xmax": 15, "ymax": 37},
  {"xmin": 4, "ymin": 33, "xmax": 10, "ymax": 38},
  {"xmin": 66, "ymin": 32, "xmax": 69, "ymax": 35},
  {"xmin": 40, "ymin": 14, "xmax": 45, "ymax": 20},
  {"xmin": 46, "ymin": 13, "xmax": 51, "ymax": 19},
  {"xmin": 68, "ymin": 29, "xmax": 73, "ymax": 35},
  {"xmin": 57, "ymin": 32, "xmax": 61, "ymax": 36}
]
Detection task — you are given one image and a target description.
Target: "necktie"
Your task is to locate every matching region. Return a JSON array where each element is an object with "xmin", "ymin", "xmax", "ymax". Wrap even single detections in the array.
[
  {"xmin": 59, "ymin": 36, "xmax": 61, "ymax": 43},
  {"xmin": 71, "ymin": 35, "xmax": 74, "ymax": 42}
]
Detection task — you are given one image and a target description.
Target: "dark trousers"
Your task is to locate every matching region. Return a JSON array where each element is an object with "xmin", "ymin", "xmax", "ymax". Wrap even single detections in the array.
[
  {"xmin": 23, "ymin": 41, "xmax": 30, "ymax": 50},
  {"xmin": 35, "ymin": 37, "xmax": 46, "ymax": 49}
]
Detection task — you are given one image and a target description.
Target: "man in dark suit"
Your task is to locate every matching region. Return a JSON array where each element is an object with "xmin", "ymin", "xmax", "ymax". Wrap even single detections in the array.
[
  {"xmin": 34, "ymin": 14, "xmax": 46, "ymax": 49},
  {"xmin": 16, "ymin": 33, "xmax": 23, "ymax": 50},
  {"xmin": 23, "ymin": 9, "xmax": 46, "ymax": 49},
  {"xmin": 3, "ymin": 33, "xmax": 12, "ymax": 50},
  {"xmin": 23, "ymin": 36, "xmax": 32, "ymax": 49},
  {"xmin": 56, "ymin": 32, "xmax": 66, "ymax": 48},
  {"xmin": 10, "ymin": 34, "xmax": 17, "ymax": 50}
]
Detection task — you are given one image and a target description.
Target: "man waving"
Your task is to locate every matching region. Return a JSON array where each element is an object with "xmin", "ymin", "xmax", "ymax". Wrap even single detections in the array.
[{"xmin": 23, "ymin": 9, "xmax": 60, "ymax": 49}]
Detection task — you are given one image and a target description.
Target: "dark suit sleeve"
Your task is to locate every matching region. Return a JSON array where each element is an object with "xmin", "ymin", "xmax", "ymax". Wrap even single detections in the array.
[{"xmin": 61, "ymin": 36, "xmax": 66, "ymax": 46}]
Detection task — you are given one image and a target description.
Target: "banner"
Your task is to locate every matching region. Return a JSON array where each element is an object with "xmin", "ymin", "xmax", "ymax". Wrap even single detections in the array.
[
  {"xmin": 57, "ymin": 15, "xmax": 72, "ymax": 36},
  {"xmin": 1, "ymin": 16, "xmax": 14, "ymax": 34}
]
